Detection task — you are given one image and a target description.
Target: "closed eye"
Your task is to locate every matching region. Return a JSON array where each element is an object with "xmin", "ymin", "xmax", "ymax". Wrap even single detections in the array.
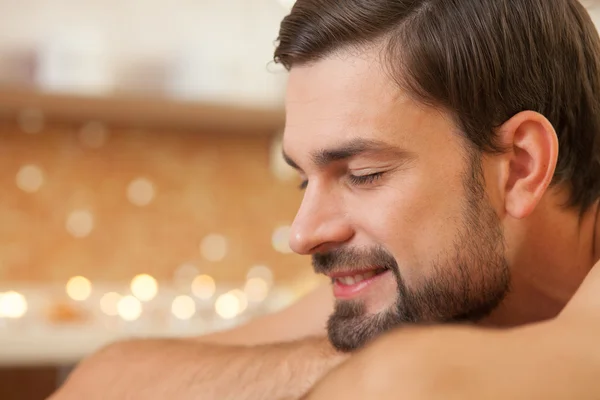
[
  {"xmin": 348, "ymin": 172, "xmax": 384, "ymax": 186},
  {"xmin": 299, "ymin": 171, "xmax": 385, "ymax": 190}
]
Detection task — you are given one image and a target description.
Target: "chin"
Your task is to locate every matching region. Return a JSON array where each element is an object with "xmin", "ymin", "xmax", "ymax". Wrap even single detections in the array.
[{"xmin": 327, "ymin": 300, "xmax": 403, "ymax": 352}]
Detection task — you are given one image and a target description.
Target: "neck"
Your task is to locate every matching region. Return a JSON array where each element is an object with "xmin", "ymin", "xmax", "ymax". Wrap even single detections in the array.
[
  {"xmin": 593, "ymin": 202, "xmax": 600, "ymax": 264},
  {"xmin": 482, "ymin": 197, "xmax": 600, "ymax": 328}
]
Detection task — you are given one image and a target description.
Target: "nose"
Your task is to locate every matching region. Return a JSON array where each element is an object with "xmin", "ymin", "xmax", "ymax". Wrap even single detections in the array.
[{"xmin": 289, "ymin": 183, "xmax": 354, "ymax": 255}]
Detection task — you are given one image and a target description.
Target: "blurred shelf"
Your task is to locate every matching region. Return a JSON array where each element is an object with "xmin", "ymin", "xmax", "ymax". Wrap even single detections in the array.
[{"xmin": 0, "ymin": 88, "xmax": 286, "ymax": 135}]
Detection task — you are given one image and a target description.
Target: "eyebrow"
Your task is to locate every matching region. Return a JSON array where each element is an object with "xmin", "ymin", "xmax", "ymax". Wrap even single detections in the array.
[{"xmin": 282, "ymin": 138, "xmax": 415, "ymax": 170}]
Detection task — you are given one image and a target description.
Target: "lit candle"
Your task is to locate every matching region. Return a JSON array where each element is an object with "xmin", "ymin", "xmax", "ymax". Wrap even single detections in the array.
[
  {"xmin": 171, "ymin": 295, "xmax": 196, "ymax": 320},
  {"xmin": 0, "ymin": 291, "xmax": 28, "ymax": 319},
  {"xmin": 130, "ymin": 274, "xmax": 158, "ymax": 302},
  {"xmin": 66, "ymin": 276, "xmax": 92, "ymax": 301},
  {"xmin": 215, "ymin": 292, "xmax": 240, "ymax": 320},
  {"xmin": 117, "ymin": 295, "xmax": 142, "ymax": 321}
]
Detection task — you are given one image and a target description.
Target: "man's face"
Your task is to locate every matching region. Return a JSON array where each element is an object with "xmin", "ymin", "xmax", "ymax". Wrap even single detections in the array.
[{"xmin": 282, "ymin": 50, "xmax": 510, "ymax": 352}]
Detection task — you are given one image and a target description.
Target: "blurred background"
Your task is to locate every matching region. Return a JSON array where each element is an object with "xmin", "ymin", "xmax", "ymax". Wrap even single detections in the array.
[
  {"xmin": 0, "ymin": 0, "xmax": 599, "ymax": 399},
  {"xmin": 0, "ymin": 0, "xmax": 329, "ymax": 398}
]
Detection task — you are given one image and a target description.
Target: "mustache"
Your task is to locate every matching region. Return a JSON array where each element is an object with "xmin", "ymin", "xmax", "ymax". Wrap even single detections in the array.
[{"xmin": 312, "ymin": 246, "xmax": 398, "ymax": 275}]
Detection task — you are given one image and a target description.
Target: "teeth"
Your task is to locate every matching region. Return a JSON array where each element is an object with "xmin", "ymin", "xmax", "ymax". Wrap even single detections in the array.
[
  {"xmin": 337, "ymin": 271, "xmax": 379, "ymax": 285},
  {"xmin": 336, "ymin": 276, "xmax": 354, "ymax": 285}
]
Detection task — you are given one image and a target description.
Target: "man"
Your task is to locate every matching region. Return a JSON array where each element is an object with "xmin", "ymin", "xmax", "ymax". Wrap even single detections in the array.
[{"xmin": 52, "ymin": 0, "xmax": 600, "ymax": 399}]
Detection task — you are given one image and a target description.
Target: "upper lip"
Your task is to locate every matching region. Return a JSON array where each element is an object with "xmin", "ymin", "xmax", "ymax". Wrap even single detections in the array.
[{"xmin": 325, "ymin": 267, "xmax": 385, "ymax": 278}]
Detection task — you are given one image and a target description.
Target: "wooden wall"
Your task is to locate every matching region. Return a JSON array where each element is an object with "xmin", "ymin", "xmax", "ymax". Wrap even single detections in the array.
[{"xmin": 0, "ymin": 109, "xmax": 314, "ymax": 285}]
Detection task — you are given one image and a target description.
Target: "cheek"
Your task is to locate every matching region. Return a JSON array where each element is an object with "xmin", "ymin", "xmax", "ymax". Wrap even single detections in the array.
[{"xmin": 351, "ymin": 170, "xmax": 467, "ymax": 285}]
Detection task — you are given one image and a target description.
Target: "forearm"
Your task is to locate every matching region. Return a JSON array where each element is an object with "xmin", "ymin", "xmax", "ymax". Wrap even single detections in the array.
[{"xmin": 52, "ymin": 336, "xmax": 345, "ymax": 400}]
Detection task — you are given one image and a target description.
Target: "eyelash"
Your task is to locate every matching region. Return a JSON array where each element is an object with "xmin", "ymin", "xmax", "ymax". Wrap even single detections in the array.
[
  {"xmin": 299, "ymin": 172, "xmax": 384, "ymax": 190},
  {"xmin": 348, "ymin": 172, "xmax": 384, "ymax": 185}
]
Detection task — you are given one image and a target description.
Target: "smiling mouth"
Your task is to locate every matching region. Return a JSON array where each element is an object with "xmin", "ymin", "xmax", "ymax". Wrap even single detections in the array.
[
  {"xmin": 328, "ymin": 267, "xmax": 392, "ymax": 300},
  {"xmin": 328, "ymin": 267, "xmax": 388, "ymax": 285}
]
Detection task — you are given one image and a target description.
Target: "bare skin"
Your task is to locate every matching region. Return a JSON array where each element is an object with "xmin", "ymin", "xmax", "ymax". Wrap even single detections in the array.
[
  {"xmin": 287, "ymin": 49, "xmax": 600, "ymax": 398},
  {"xmin": 50, "ymin": 284, "xmax": 340, "ymax": 400},
  {"xmin": 51, "ymin": 45, "xmax": 600, "ymax": 400},
  {"xmin": 305, "ymin": 258, "xmax": 600, "ymax": 400}
]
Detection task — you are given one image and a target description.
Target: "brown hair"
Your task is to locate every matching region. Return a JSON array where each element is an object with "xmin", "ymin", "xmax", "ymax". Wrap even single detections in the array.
[{"xmin": 274, "ymin": 0, "xmax": 600, "ymax": 211}]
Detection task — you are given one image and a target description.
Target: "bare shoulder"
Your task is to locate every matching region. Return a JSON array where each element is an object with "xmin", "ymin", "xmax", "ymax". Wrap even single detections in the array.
[
  {"xmin": 199, "ymin": 282, "xmax": 334, "ymax": 346},
  {"xmin": 559, "ymin": 258, "xmax": 600, "ymax": 320}
]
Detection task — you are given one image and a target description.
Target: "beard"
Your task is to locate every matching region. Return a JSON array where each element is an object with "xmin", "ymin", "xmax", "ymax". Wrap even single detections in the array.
[{"xmin": 313, "ymin": 154, "xmax": 510, "ymax": 352}]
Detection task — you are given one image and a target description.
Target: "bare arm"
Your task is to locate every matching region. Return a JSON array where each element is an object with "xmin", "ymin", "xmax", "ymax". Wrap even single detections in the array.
[
  {"xmin": 51, "ymin": 283, "xmax": 342, "ymax": 400},
  {"xmin": 200, "ymin": 282, "xmax": 334, "ymax": 346},
  {"xmin": 53, "ymin": 336, "xmax": 345, "ymax": 400}
]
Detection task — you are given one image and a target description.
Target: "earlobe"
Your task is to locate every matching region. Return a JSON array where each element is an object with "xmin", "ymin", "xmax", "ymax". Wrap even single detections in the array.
[{"xmin": 498, "ymin": 111, "xmax": 559, "ymax": 219}]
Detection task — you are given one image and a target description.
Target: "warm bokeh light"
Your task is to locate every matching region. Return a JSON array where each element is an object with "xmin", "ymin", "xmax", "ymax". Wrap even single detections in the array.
[
  {"xmin": 244, "ymin": 277, "xmax": 270, "ymax": 303},
  {"xmin": 246, "ymin": 265, "xmax": 274, "ymax": 286},
  {"xmin": 229, "ymin": 289, "xmax": 248, "ymax": 314},
  {"xmin": 0, "ymin": 291, "xmax": 28, "ymax": 319},
  {"xmin": 130, "ymin": 274, "xmax": 158, "ymax": 302},
  {"xmin": 16, "ymin": 164, "xmax": 44, "ymax": 193},
  {"xmin": 117, "ymin": 295, "xmax": 142, "ymax": 321},
  {"xmin": 66, "ymin": 210, "xmax": 95, "ymax": 238},
  {"xmin": 191, "ymin": 274, "xmax": 216, "ymax": 300},
  {"xmin": 66, "ymin": 276, "xmax": 92, "ymax": 301},
  {"xmin": 100, "ymin": 292, "xmax": 122, "ymax": 316},
  {"xmin": 127, "ymin": 177, "xmax": 156, "ymax": 207},
  {"xmin": 215, "ymin": 292, "xmax": 240, "ymax": 320},
  {"xmin": 171, "ymin": 295, "xmax": 196, "ymax": 320},
  {"xmin": 271, "ymin": 226, "xmax": 292, "ymax": 254},
  {"xmin": 200, "ymin": 234, "xmax": 228, "ymax": 262}
]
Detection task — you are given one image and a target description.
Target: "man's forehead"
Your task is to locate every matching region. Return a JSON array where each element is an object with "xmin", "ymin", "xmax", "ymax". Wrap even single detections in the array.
[
  {"xmin": 284, "ymin": 51, "xmax": 403, "ymax": 112},
  {"xmin": 284, "ymin": 54, "xmax": 409, "ymax": 141},
  {"xmin": 282, "ymin": 54, "xmax": 433, "ymax": 163}
]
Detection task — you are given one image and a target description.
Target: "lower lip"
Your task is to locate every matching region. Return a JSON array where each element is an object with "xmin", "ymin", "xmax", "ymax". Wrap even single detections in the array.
[{"xmin": 332, "ymin": 270, "xmax": 392, "ymax": 299}]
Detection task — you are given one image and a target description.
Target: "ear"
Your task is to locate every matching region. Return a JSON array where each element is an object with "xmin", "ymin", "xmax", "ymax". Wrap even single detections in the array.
[{"xmin": 496, "ymin": 111, "xmax": 559, "ymax": 219}]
